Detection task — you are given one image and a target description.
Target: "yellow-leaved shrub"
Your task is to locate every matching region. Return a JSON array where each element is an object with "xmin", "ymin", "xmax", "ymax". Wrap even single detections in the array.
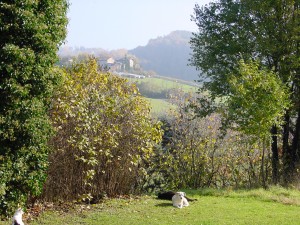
[{"xmin": 43, "ymin": 58, "xmax": 162, "ymax": 202}]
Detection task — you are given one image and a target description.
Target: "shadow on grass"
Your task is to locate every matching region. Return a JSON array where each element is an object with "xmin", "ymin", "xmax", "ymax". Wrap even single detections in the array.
[{"xmin": 155, "ymin": 202, "xmax": 172, "ymax": 207}]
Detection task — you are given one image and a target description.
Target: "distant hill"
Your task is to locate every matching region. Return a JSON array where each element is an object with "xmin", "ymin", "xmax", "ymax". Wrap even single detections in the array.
[
  {"xmin": 58, "ymin": 31, "xmax": 200, "ymax": 81},
  {"xmin": 129, "ymin": 30, "xmax": 199, "ymax": 81}
]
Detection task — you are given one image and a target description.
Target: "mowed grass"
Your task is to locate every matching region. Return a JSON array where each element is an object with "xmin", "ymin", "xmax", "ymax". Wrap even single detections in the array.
[{"xmin": 4, "ymin": 187, "xmax": 300, "ymax": 225}]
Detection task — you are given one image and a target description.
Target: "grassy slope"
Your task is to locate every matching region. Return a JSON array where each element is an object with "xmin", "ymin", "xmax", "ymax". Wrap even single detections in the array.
[
  {"xmin": 129, "ymin": 76, "xmax": 197, "ymax": 116},
  {"xmin": 145, "ymin": 98, "xmax": 174, "ymax": 116},
  {"xmin": 5, "ymin": 187, "xmax": 299, "ymax": 225},
  {"xmin": 134, "ymin": 77, "xmax": 198, "ymax": 93}
]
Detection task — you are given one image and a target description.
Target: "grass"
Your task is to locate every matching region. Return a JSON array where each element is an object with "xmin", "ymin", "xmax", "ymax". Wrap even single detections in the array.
[
  {"xmin": 145, "ymin": 98, "xmax": 175, "ymax": 116},
  {"xmin": 3, "ymin": 187, "xmax": 300, "ymax": 225},
  {"xmin": 143, "ymin": 77, "xmax": 197, "ymax": 116},
  {"xmin": 127, "ymin": 76, "xmax": 199, "ymax": 116},
  {"xmin": 130, "ymin": 77, "xmax": 198, "ymax": 93}
]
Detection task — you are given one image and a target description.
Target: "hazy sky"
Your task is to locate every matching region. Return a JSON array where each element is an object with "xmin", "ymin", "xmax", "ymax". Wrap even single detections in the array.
[{"xmin": 65, "ymin": 0, "xmax": 211, "ymax": 50}]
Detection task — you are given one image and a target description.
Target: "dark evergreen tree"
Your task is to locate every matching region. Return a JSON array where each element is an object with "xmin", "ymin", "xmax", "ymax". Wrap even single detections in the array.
[{"xmin": 0, "ymin": 0, "xmax": 68, "ymax": 216}]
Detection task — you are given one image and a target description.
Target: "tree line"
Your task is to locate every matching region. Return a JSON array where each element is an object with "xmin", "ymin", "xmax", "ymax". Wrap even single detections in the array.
[{"xmin": 190, "ymin": 0, "xmax": 300, "ymax": 185}]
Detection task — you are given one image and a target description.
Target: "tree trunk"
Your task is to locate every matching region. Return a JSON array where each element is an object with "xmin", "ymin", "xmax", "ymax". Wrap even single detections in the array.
[
  {"xmin": 289, "ymin": 107, "xmax": 300, "ymax": 183},
  {"xmin": 261, "ymin": 138, "xmax": 266, "ymax": 188},
  {"xmin": 271, "ymin": 125, "xmax": 279, "ymax": 184},
  {"xmin": 282, "ymin": 112, "xmax": 293, "ymax": 183},
  {"xmin": 291, "ymin": 106, "xmax": 300, "ymax": 166}
]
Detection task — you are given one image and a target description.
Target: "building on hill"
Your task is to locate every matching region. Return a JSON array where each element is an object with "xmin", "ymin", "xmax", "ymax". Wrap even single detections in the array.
[
  {"xmin": 98, "ymin": 55, "xmax": 141, "ymax": 74},
  {"xmin": 107, "ymin": 57, "xmax": 115, "ymax": 64}
]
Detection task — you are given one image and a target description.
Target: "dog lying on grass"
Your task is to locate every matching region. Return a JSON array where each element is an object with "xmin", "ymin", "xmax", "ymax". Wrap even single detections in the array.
[
  {"xmin": 157, "ymin": 191, "xmax": 197, "ymax": 202},
  {"xmin": 157, "ymin": 191, "xmax": 197, "ymax": 208},
  {"xmin": 172, "ymin": 192, "xmax": 189, "ymax": 208}
]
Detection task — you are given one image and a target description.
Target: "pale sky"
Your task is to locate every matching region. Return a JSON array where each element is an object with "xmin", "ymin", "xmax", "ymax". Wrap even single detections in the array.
[{"xmin": 65, "ymin": 0, "xmax": 211, "ymax": 50}]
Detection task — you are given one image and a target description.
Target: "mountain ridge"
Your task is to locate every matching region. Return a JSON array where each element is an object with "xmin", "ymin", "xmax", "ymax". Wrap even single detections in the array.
[{"xmin": 129, "ymin": 30, "xmax": 199, "ymax": 81}]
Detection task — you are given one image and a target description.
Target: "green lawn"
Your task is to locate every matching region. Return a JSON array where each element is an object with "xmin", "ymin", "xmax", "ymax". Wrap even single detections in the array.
[{"xmin": 4, "ymin": 187, "xmax": 300, "ymax": 225}]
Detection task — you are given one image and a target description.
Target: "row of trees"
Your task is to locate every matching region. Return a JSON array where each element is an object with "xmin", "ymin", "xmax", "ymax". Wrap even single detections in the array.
[
  {"xmin": 190, "ymin": 0, "xmax": 300, "ymax": 184},
  {"xmin": 136, "ymin": 81, "xmax": 172, "ymax": 99}
]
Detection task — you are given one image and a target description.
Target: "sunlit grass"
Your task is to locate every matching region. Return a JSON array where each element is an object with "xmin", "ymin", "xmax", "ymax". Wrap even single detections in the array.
[
  {"xmin": 188, "ymin": 186, "xmax": 300, "ymax": 205},
  {"xmin": 128, "ymin": 76, "xmax": 198, "ymax": 116},
  {"xmin": 129, "ymin": 76, "xmax": 198, "ymax": 93},
  {"xmin": 2, "ymin": 187, "xmax": 300, "ymax": 225}
]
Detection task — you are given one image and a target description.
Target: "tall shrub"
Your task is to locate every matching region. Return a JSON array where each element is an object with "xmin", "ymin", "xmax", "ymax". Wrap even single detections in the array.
[
  {"xmin": 0, "ymin": 0, "xmax": 68, "ymax": 217},
  {"xmin": 44, "ymin": 58, "xmax": 162, "ymax": 202},
  {"xmin": 157, "ymin": 91, "xmax": 269, "ymax": 189}
]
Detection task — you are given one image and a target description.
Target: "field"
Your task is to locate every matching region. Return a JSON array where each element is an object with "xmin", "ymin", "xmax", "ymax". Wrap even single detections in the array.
[
  {"xmin": 4, "ymin": 187, "xmax": 300, "ymax": 225},
  {"xmin": 132, "ymin": 76, "xmax": 198, "ymax": 93},
  {"xmin": 128, "ymin": 76, "xmax": 198, "ymax": 116}
]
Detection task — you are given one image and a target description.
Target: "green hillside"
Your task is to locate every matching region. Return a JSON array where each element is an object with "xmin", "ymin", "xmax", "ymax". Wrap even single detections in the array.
[
  {"xmin": 145, "ymin": 98, "xmax": 175, "ymax": 116},
  {"xmin": 127, "ymin": 76, "xmax": 198, "ymax": 116},
  {"xmin": 129, "ymin": 76, "xmax": 198, "ymax": 93},
  {"xmin": 130, "ymin": 31, "xmax": 200, "ymax": 81}
]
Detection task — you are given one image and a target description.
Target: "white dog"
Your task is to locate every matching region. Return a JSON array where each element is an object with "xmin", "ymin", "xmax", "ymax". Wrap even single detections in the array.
[
  {"xmin": 12, "ymin": 208, "xmax": 24, "ymax": 225},
  {"xmin": 172, "ymin": 192, "xmax": 189, "ymax": 208}
]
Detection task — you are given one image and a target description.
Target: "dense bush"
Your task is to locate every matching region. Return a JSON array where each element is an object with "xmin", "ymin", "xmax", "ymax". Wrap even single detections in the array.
[
  {"xmin": 0, "ymin": 1, "xmax": 67, "ymax": 217},
  {"xmin": 153, "ymin": 91, "xmax": 271, "ymax": 190},
  {"xmin": 43, "ymin": 59, "xmax": 162, "ymax": 202}
]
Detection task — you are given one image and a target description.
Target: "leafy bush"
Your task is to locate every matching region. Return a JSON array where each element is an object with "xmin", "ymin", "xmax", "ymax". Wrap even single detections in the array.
[
  {"xmin": 43, "ymin": 58, "xmax": 162, "ymax": 202},
  {"xmin": 154, "ymin": 91, "xmax": 271, "ymax": 190}
]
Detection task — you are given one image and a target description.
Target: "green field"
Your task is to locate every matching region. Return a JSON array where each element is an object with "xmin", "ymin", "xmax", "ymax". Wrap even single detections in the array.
[
  {"xmin": 145, "ymin": 98, "xmax": 175, "ymax": 116},
  {"xmin": 128, "ymin": 76, "xmax": 198, "ymax": 116},
  {"xmin": 6, "ymin": 187, "xmax": 300, "ymax": 225},
  {"xmin": 132, "ymin": 76, "xmax": 198, "ymax": 93}
]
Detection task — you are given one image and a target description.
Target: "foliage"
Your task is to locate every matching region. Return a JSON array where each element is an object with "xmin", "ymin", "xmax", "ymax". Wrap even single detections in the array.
[
  {"xmin": 152, "ymin": 91, "xmax": 270, "ymax": 190},
  {"xmin": 190, "ymin": 0, "xmax": 300, "ymax": 183},
  {"xmin": 225, "ymin": 60, "xmax": 290, "ymax": 137},
  {"xmin": 136, "ymin": 81, "xmax": 170, "ymax": 99},
  {"xmin": 43, "ymin": 58, "xmax": 162, "ymax": 202},
  {"xmin": 0, "ymin": 0, "xmax": 68, "ymax": 217}
]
